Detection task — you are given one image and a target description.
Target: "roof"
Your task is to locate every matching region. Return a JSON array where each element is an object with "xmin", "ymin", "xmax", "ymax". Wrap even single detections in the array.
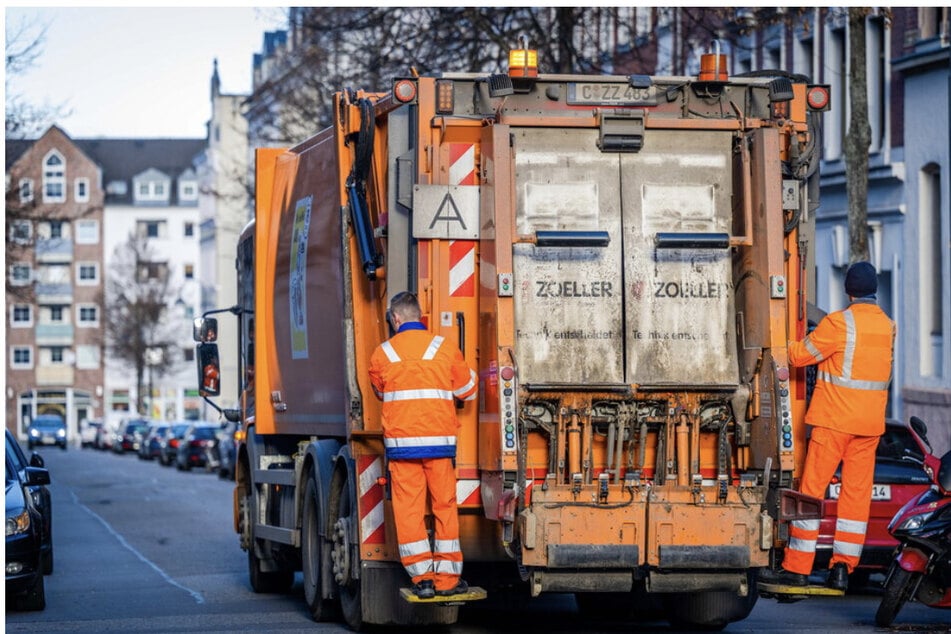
[
  {"xmin": 5, "ymin": 131, "xmax": 206, "ymax": 205},
  {"xmin": 75, "ymin": 138, "xmax": 206, "ymax": 205}
]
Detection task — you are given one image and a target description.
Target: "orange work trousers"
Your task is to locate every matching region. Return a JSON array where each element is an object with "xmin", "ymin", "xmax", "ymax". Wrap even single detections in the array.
[
  {"xmin": 783, "ymin": 426, "xmax": 878, "ymax": 575},
  {"xmin": 388, "ymin": 457, "xmax": 462, "ymax": 592}
]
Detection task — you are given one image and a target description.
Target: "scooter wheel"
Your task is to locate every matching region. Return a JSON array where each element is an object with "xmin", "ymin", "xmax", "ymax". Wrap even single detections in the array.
[{"xmin": 875, "ymin": 567, "xmax": 918, "ymax": 627}]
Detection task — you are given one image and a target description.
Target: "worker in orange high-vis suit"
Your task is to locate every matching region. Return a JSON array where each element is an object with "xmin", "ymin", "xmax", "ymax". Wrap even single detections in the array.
[
  {"xmin": 368, "ymin": 291, "xmax": 478, "ymax": 599},
  {"xmin": 761, "ymin": 261, "xmax": 895, "ymax": 592}
]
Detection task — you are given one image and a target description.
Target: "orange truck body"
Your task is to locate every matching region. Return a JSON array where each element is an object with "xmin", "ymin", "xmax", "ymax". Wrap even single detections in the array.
[{"xmin": 214, "ymin": 59, "xmax": 824, "ymax": 629}]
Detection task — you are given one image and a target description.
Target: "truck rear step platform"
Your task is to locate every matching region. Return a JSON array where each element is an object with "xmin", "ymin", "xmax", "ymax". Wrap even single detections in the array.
[
  {"xmin": 400, "ymin": 586, "xmax": 487, "ymax": 605},
  {"xmin": 758, "ymin": 582, "xmax": 845, "ymax": 600}
]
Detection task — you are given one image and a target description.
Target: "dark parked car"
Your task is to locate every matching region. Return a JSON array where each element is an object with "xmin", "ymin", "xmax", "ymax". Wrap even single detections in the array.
[
  {"xmin": 815, "ymin": 418, "xmax": 933, "ymax": 582},
  {"xmin": 113, "ymin": 418, "xmax": 151, "ymax": 454},
  {"xmin": 215, "ymin": 421, "xmax": 239, "ymax": 479},
  {"xmin": 138, "ymin": 423, "xmax": 169, "ymax": 460},
  {"xmin": 27, "ymin": 414, "xmax": 67, "ymax": 451},
  {"xmin": 160, "ymin": 423, "xmax": 191, "ymax": 466},
  {"xmin": 175, "ymin": 423, "xmax": 219, "ymax": 471},
  {"xmin": 5, "ymin": 453, "xmax": 49, "ymax": 610},
  {"xmin": 6, "ymin": 430, "xmax": 53, "ymax": 574}
]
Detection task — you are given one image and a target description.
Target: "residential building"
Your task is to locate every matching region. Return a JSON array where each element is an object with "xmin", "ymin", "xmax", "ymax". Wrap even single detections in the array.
[
  {"xmin": 196, "ymin": 60, "xmax": 250, "ymax": 412},
  {"xmin": 5, "ymin": 128, "xmax": 206, "ymax": 438},
  {"xmin": 5, "ymin": 126, "xmax": 105, "ymax": 442}
]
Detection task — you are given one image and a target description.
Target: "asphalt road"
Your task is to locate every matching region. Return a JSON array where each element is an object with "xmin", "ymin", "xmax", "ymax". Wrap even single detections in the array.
[{"xmin": 5, "ymin": 442, "xmax": 950, "ymax": 633}]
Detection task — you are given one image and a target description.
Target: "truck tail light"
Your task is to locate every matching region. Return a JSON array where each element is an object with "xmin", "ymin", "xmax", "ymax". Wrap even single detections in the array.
[
  {"xmin": 500, "ymin": 365, "xmax": 517, "ymax": 452},
  {"xmin": 393, "ymin": 79, "xmax": 417, "ymax": 104},
  {"xmin": 806, "ymin": 85, "xmax": 831, "ymax": 111}
]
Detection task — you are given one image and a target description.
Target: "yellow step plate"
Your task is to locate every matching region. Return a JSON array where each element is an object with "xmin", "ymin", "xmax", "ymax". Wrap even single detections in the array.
[
  {"xmin": 758, "ymin": 582, "xmax": 845, "ymax": 598},
  {"xmin": 400, "ymin": 586, "xmax": 487, "ymax": 604}
]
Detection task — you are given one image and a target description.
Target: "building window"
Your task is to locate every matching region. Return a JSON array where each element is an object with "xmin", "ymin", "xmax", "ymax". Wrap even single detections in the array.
[
  {"xmin": 11, "ymin": 347, "xmax": 33, "ymax": 369},
  {"xmin": 867, "ymin": 14, "xmax": 886, "ymax": 154},
  {"xmin": 50, "ymin": 347, "xmax": 65, "ymax": 364},
  {"xmin": 12, "ymin": 304, "xmax": 33, "ymax": 327},
  {"xmin": 184, "ymin": 347, "xmax": 195, "ymax": 362},
  {"xmin": 184, "ymin": 264, "xmax": 194, "ymax": 279},
  {"xmin": 76, "ymin": 345, "xmax": 100, "ymax": 369},
  {"xmin": 179, "ymin": 179, "xmax": 199, "ymax": 203},
  {"xmin": 43, "ymin": 151, "xmax": 66, "ymax": 203},
  {"xmin": 825, "ymin": 17, "xmax": 847, "ymax": 161},
  {"xmin": 919, "ymin": 164, "xmax": 944, "ymax": 378},
  {"xmin": 184, "ymin": 222, "xmax": 194, "ymax": 237},
  {"xmin": 136, "ymin": 220, "xmax": 167, "ymax": 239},
  {"xmin": 10, "ymin": 220, "xmax": 32, "ymax": 244},
  {"xmin": 76, "ymin": 219, "xmax": 99, "ymax": 244},
  {"xmin": 19, "ymin": 178, "xmax": 34, "ymax": 203},
  {"xmin": 75, "ymin": 177, "xmax": 90, "ymax": 202},
  {"xmin": 77, "ymin": 304, "xmax": 99, "ymax": 327},
  {"xmin": 49, "ymin": 305, "xmax": 65, "ymax": 323},
  {"xmin": 133, "ymin": 172, "xmax": 172, "ymax": 204},
  {"xmin": 10, "ymin": 264, "xmax": 31, "ymax": 286},
  {"xmin": 136, "ymin": 261, "xmax": 168, "ymax": 283},
  {"xmin": 49, "ymin": 220, "xmax": 64, "ymax": 239},
  {"xmin": 77, "ymin": 262, "xmax": 99, "ymax": 285}
]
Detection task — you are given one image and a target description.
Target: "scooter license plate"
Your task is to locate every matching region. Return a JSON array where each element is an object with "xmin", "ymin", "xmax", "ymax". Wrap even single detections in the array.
[{"xmin": 828, "ymin": 483, "xmax": 891, "ymax": 501}]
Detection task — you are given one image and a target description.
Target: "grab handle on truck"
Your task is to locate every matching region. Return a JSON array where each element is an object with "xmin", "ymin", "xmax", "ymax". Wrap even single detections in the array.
[
  {"xmin": 654, "ymin": 232, "xmax": 730, "ymax": 249},
  {"xmin": 529, "ymin": 230, "xmax": 610, "ymax": 248}
]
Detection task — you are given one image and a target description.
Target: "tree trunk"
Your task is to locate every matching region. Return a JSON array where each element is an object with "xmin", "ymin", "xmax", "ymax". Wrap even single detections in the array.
[{"xmin": 845, "ymin": 8, "xmax": 871, "ymax": 264}]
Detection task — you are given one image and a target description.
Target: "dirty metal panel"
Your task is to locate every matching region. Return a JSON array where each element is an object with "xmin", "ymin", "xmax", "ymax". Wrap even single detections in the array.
[
  {"xmin": 621, "ymin": 130, "xmax": 738, "ymax": 386},
  {"xmin": 512, "ymin": 128, "xmax": 624, "ymax": 385}
]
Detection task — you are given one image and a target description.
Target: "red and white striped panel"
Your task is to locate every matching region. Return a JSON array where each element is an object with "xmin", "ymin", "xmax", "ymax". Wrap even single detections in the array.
[
  {"xmin": 357, "ymin": 455, "xmax": 385, "ymax": 544},
  {"xmin": 449, "ymin": 240, "xmax": 475, "ymax": 297},
  {"xmin": 449, "ymin": 143, "xmax": 477, "ymax": 186},
  {"xmin": 456, "ymin": 478, "xmax": 481, "ymax": 506}
]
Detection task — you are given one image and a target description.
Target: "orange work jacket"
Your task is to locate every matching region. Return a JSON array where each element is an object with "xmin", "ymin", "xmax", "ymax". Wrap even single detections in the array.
[
  {"xmin": 788, "ymin": 299, "xmax": 895, "ymax": 436},
  {"xmin": 369, "ymin": 322, "xmax": 478, "ymax": 459}
]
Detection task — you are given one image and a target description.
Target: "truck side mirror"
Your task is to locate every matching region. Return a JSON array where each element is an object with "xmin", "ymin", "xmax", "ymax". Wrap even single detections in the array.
[
  {"xmin": 193, "ymin": 317, "xmax": 218, "ymax": 343},
  {"xmin": 198, "ymin": 342, "xmax": 221, "ymax": 397}
]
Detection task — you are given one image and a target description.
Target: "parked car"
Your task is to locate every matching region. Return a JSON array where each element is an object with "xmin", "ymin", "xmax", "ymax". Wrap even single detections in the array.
[
  {"xmin": 138, "ymin": 423, "xmax": 169, "ymax": 461},
  {"xmin": 79, "ymin": 419, "xmax": 102, "ymax": 448},
  {"xmin": 93, "ymin": 422, "xmax": 113, "ymax": 450},
  {"xmin": 175, "ymin": 423, "xmax": 219, "ymax": 471},
  {"xmin": 160, "ymin": 422, "xmax": 191, "ymax": 466},
  {"xmin": 215, "ymin": 421, "xmax": 239, "ymax": 479},
  {"xmin": 113, "ymin": 418, "xmax": 151, "ymax": 454},
  {"xmin": 815, "ymin": 418, "xmax": 933, "ymax": 583},
  {"xmin": 5, "ymin": 452, "xmax": 49, "ymax": 610},
  {"xmin": 27, "ymin": 414, "xmax": 67, "ymax": 451},
  {"xmin": 5, "ymin": 430, "xmax": 53, "ymax": 574}
]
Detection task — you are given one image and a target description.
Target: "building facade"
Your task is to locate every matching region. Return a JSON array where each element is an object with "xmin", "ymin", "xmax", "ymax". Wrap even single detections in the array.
[{"xmin": 6, "ymin": 126, "xmax": 106, "ymax": 442}]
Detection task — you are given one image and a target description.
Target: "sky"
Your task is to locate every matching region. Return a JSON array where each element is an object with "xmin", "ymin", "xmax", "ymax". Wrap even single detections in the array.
[{"xmin": 5, "ymin": 6, "xmax": 287, "ymax": 139}]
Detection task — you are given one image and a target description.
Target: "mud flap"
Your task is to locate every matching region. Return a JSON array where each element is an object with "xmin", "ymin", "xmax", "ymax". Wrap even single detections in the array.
[
  {"xmin": 400, "ymin": 586, "xmax": 487, "ymax": 606},
  {"xmin": 758, "ymin": 582, "xmax": 845, "ymax": 602}
]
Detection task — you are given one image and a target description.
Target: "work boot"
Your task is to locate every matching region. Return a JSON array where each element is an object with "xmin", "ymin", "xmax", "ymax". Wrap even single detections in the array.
[
  {"xmin": 413, "ymin": 580, "xmax": 435, "ymax": 599},
  {"xmin": 758, "ymin": 567, "xmax": 808, "ymax": 587},
  {"xmin": 826, "ymin": 563, "xmax": 848, "ymax": 591},
  {"xmin": 435, "ymin": 579, "xmax": 469, "ymax": 597}
]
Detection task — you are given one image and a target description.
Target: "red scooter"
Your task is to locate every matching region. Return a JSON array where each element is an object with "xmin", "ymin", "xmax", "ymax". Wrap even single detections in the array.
[{"xmin": 875, "ymin": 417, "xmax": 951, "ymax": 627}]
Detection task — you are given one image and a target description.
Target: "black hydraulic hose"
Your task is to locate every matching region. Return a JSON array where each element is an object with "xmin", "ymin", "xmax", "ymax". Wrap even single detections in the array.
[{"xmin": 347, "ymin": 97, "xmax": 382, "ymax": 280}]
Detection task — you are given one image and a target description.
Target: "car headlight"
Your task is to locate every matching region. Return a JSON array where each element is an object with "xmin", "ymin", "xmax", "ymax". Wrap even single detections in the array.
[
  {"xmin": 57, "ymin": 429, "xmax": 66, "ymax": 437},
  {"xmin": 29, "ymin": 428, "xmax": 40, "ymax": 437},
  {"xmin": 6, "ymin": 509, "xmax": 31, "ymax": 536}
]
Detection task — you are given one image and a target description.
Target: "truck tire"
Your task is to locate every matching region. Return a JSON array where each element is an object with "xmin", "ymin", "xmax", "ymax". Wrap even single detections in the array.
[
  {"xmin": 331, "ymin": 469, "xmax": 363, "ymax": 631},
  {"xmin": 662, "ymin": 574, "xmax": 758, "ymax": 631},
  {"xmin": 245, "ymin": 488, "xmax": 294, "ymax": 594},
  {"xmin": 303, "ymin": 475, "xmax": 337, "ymax": 621}
]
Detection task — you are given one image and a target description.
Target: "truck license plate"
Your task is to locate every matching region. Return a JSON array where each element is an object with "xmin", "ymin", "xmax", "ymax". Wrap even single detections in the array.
[
  {"xmin": 827, "ymin": 483, "xmax": 891, "ymax": 501},
  {"xmin": 567, "ymin": 82, "xmax": 657, "ymax": 106}
]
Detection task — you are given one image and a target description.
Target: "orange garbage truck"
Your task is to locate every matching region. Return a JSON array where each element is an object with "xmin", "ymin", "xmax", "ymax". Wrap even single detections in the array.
[{"xmin": 194, "ymin": 44, "xmax": 830, "ymax": 629}]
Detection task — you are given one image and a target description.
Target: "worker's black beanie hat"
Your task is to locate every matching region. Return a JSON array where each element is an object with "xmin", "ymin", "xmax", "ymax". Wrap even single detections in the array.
[{"xmin": 845, "ymin": 261, "xmax": 877, "ymax": 297}]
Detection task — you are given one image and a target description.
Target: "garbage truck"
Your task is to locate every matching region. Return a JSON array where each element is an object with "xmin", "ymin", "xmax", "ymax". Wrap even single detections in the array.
[{"xmin": 194, "ymin": 43, "xmax": 830, "ymax": 629}]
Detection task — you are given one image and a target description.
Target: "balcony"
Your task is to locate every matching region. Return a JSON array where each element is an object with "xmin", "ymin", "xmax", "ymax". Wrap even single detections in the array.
[
  {"xmin": 35, "ymin": 238, "xmax": 73, "ymax": 263},
  {"xmin": 35, "ymin": 283, "xmax": 72, "ymax": 304},
  {"xmin": 35, "ymin": 323, "xmax": 74, "ymax": 345},
  {"xmin": 36, "ymin": 365, "xmax": 74, "ymax": 386}
]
